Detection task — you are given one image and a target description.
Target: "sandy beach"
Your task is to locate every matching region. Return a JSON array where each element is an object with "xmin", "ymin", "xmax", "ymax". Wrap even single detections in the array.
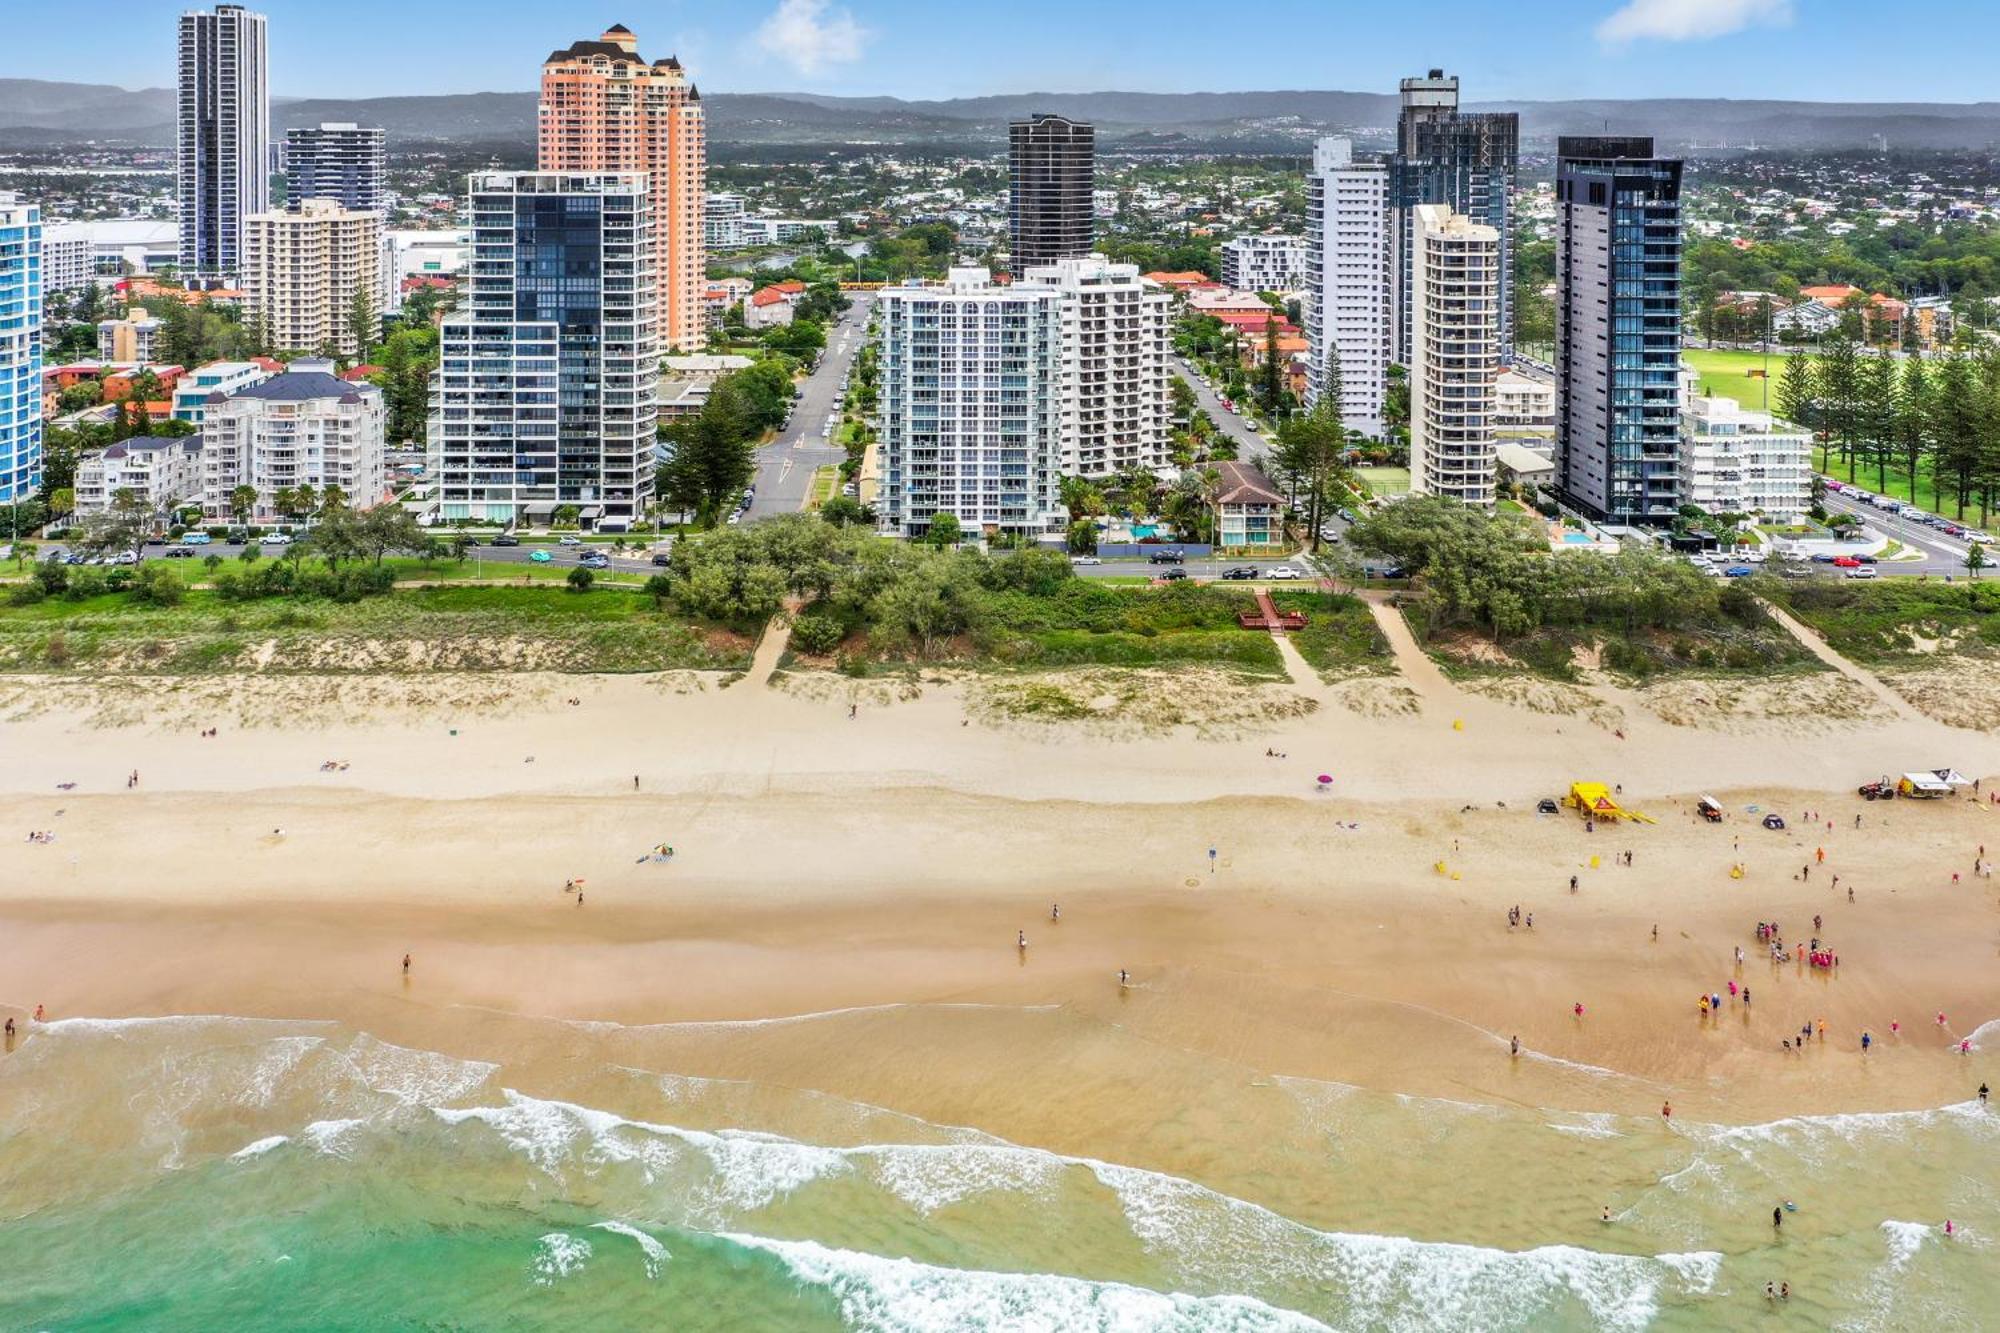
[{"xmin": 2, "ymin": 643, "xmax": 1997, "ymax": 1326}]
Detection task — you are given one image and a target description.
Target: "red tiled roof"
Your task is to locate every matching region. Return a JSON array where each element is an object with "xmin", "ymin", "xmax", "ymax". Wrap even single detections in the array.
[{"xmin": 1212, "ymin": 461, "xmax": 1284, "ymax": 506}]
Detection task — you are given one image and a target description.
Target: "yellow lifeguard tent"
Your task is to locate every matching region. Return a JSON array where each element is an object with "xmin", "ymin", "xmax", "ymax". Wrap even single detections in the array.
[{"xmin": 1565, "ymin": 782, "xmax": 1655, "ymax": 824}]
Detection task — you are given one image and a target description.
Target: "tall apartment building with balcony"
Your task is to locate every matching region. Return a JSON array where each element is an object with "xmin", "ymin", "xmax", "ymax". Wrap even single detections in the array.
[
  {"xmin": 1409, "ymin": 205, "xmax": 1501, "ymax": 506},
  {"xmin": 178, "ymin": 5, "xmax": 269, "ymax": 280},
  {"xmin": 1221, "ymin": 235, "xmax": 1307, "ymax": 293},
  {"xmin": 1388, "ymin": 71, "xmax": 1517, "ymax": 366},
  {"xmin": 876, "ymin": 268, "xmax": 1064, "ymax": 540},
  {"xmin": 200, "ymin": 359, "xmax": 385, "ymax": 521},
  {"xmin": 539, "ymin": 26, "xmax": 704, "ymax": 353},
  {"xmin": 1009, "ymin": 114, "xmax": 1094, "ymax": 273},
  {"xmin": 427, "ymin": 172, "xmax": 657, "ymax": 528},
  {"xmin": 1677, "ymin": 370, "xmax": 1811, "ymax": 521},
  {"xmin": 1555, "ymin": 136, "xmax": 1685, "ymax": 525},
  {"xmin": 98, "ymin": 306, "xmax": 164, "ymax": 363},
  {"xmin": 1304, "ymin": 137, "xmax": 1390, "ymax": 435},
  {"xmin": 284, "ymin": 122, "xmax": 386, "ymax": 212},
  {"xmin": 0, "ymin": 192, "xmax": 41, "ymax": 501},
  {"xmin": 1018, "ymin": 256, "xmax": 1172, "ymax": 477},
  {"xmin": 242, "ymin": 200, "xmax": 383, "ymax": 358}
]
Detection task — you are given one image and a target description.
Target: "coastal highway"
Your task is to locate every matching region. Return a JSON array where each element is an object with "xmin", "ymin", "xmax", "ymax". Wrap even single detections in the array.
[
  {"xmin": 745, "ymin": 295, "xmax": 874, "ymax": 521},
  {"xmin": 1820, "ymin": 490, "xmax": 1988, "ymax": 578}
]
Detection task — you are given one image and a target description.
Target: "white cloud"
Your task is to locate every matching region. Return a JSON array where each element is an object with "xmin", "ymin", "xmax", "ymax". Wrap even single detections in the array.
[
  {"xmin": 1596, "ymin": 0, "xmax": 1793, "ymax": 44},
  {"xmin": 755, "ymin": 0, "xmax": 869, "ymax": 76}
]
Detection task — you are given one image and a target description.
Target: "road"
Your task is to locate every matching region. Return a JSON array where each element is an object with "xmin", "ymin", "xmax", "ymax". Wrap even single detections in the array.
[
  {"xmin": 1171, "ymin": 356, "xmax": 1272, "ymax": 464},
  {"xmin": 1820, "ymin": 489, "xmax": 1986, "ymax": 577},
  {"xmin": 746, "ymin": 295, "xmax": 874, "ymax": 521}
]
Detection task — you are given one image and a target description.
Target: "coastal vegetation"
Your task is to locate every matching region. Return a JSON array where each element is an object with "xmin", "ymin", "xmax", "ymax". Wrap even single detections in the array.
[
  {"xmin": 1773, "ymin": 576, "xmax": 2000, "ymax": 664},
  {"xmin": 1346, "ymin": 497, "xmax": 1819, "ymax": 681}
]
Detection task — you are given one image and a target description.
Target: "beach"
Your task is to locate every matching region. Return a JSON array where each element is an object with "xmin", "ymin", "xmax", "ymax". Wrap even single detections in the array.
[{"xmin": 1, "ymin": 652, "xmax": 1996, "ymax": 1328}]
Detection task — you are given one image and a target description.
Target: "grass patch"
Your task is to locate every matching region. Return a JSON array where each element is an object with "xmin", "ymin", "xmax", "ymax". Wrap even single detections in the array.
[
  {"xmin": 1269, "ymin": 590, "xmax": 1393, "ymax": 680},
  {"xmin": 806, "ymin": 466, "xmax": 839, "ymax": 509},
  {"xmin": 1414, "ymin": 616, "xmax": 1820, "ymax": 683},
  {"xmin": 1815, "ymin": 445, "xmax": 1998, "ymax": 532},
  {"xmin": 0, "ymin": 584, "xmax": 749, "ymax": 675},
  {"xmin": 1682, "ymin": 348, "xmax": 1794, "ymax": 414}
]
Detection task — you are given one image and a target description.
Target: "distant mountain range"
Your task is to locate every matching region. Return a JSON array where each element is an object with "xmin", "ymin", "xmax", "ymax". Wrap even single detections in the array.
[{"xmin": 5, "ymin": 78, "xmax": 2000, "ymax": 152}]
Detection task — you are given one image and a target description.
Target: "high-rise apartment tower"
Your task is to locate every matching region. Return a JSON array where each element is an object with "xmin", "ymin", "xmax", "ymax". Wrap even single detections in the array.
[
  {"xmin": 284, "ymin": 122, "xmax": 385, "ymax": 212},
  {"xmin": 1554, "ymin": 136, "xmax": 1685, "ymax": 525},
  {"xmin": 177, "ymin": 4, "xmax": 269, "ymax": 280},
  {"xmin": 538, "ymin": 26, "xmax": 705, "ymax": 353},
  {"xmin": 1009, "ymin": 114, "xmax": 1094, "ymax": 272}
]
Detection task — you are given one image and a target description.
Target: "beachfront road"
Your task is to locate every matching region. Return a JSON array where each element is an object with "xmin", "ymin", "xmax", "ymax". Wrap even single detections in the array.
[
  {"xmin": 745, "ymin": 295, "xmax": 875, "ymax": 522},
  {"xmin": 1820, "ymin": 491, "xmax": 1983, "ymax": 577}
]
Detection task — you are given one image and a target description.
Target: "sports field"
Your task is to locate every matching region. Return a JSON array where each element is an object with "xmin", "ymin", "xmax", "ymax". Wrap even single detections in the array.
[{"xmin": 1681, "ymin": 347, "xmax": 1804, "ymax": 414}]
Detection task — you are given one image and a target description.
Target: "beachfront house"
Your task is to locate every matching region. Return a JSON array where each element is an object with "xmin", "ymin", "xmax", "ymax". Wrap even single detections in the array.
[{"xmin": 1211, "ymin": 460, "xmax": 1287, "ymax": 550}]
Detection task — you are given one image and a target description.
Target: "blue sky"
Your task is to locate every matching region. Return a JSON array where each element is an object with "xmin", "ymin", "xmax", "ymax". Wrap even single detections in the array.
[{"xmin": 6, "ymin": 0, "xmax": 1991, "ymax": 103}]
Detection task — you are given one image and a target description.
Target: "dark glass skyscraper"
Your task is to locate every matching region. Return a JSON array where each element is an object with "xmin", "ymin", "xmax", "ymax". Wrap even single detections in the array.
[
  {"xmin": 1009, "ymin": 114, "xmax": 1094, "ymax": 272},
  {"xmin": 1388, "ymin": 72, "xmax": 1518, "ymax": 365},
  {"xmin": 177, "ymin": 4, "xmax": 269, "ymax": 279},
  {"xmin": 1554, "ymin": 136, "xmax": 1684, "ymax": 526},
  {"xmin": 284, "ymin": 122, "xmax": 386, "ymax": 212}
]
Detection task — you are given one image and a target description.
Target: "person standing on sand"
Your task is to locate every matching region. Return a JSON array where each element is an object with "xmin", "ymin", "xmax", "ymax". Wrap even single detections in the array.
[
  {"xmin": 1862, "ymin": 1031, "xmax": 1872, "ymax": 1052},
  {"xmin": 1511, "ymin": 1035, "xmax": 1520, "ymax": 1057},
  {"xmin": 1979, "ymin": 1083, "xmax": 1989, "ymax": 1104},
  {"xmin": 1050, "ymin": 903, "xmax": 1060, "ymax": 923},
  {"xmin": 402, "ymin": 953, "xmax": 411, "ymax": 976},
  {"xmin": 1017, "ymin": 930, "xmax": 1027, "ymax": 951},
  {"xmin": 576, "ymin": 890, "xmax": 583, "ymax": 906},
  {"xmin": 1118, "ymin": 969, "xmax": 1128, "ymax": 988},
  {"xmin": 3, "ymin": 1017, "xmax": 13, "ymax": 1041},
  {"xmin": 633, "ymin": 776, "xmax": 639, "ymax": 790},
  {"xmin": 1574, "ymin": 1002, "xmax": 1584, "ymax": 1020},
  {"xmin": 1601, "ymin": 1204, "xmax": 1611, "ymax": 1222},
  {"xmin": 1773, "ymin": 1205, "xmax": 1783, "ymax": 1229},
  {"xmin": 1569, "ymin": 875, "xmax": 1578, "ymax": 894},
  {"xmin": 1661, "ymin": 1101, "xmax": 1671, "ymax": 1120},
  {"xmin": 33, "ymin": 1005, "xmax": 45, "ymax": 1022}
]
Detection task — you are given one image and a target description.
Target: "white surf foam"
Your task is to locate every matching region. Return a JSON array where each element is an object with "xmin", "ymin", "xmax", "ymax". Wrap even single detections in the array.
[
  {"xmin": 529, "ymin": 1232, "xmax": 592, "ymax": 1287},
  {"xmin": 302, "ymin": 1118, "xmax": 365, "ymax": 1157},
  {"xmin": 724, "ymin": 1232, "xmax": 1334, "ymax": 1332},
  {"xmin": 591, "ymin": 1221, "xmax": 669, "ymax": 1280},
  {"xmin": 1879, "ymin": 1219, "xmax": 1932, "ymax": 1271},
  {"xmin": 228, "ymin": 1135, "xmax": 290, "ymax": 1161}
]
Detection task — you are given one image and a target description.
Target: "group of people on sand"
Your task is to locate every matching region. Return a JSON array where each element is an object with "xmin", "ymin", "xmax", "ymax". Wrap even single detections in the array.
[
  {"xmin": 317, "ymin": 759, "xmax": 350, "ymax": 772},
  {"xmin": 23, "ymin": 829, "xmax": 57, "ymax": 844},
  {"xmin": 1505, "ymin": 905, "xmax": 1533, "ymax": 930}
]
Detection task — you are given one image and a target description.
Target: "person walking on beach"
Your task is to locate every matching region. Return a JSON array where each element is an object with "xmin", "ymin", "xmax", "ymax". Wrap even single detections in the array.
[
  {"xmin": 33, "ymin": 1005, "xmax": 44, "ymax": 1022},
  {"xmin": 575, "ymin": 889, "xmax": 583, "ymax": 906},
  {"xmin": 1573, "ymin": 1002, "xmax": 1584, "ymax": 1020},
  {"xmin": 1980, "ymin": 1083, "xmax": 1989, "ymax": 1105},
  {"xmin": 402, "ymin": 953, "xmax": 411, "ymax": 976},
  {"xmin": 1209, "ymin": 846, "xmax": 1218, "ymax": 875},
  {"xmin": 1118, "ymin": 969, "xmax": 1129, "ymax": 988},
  {"xmin": 1569, "ymin": 874, "xmax": 1578, "ymax": 894},
  {"xmin": 1017, "ymin": 930, "xmax": 1027, "ymax": 951},
  {"xmin": 1050, "ymin": 903, "xmax": 1060, "ymax": 923},
  {"xmin": 1601, "ymin": 1204, "xmax": 1611, "ymax": 1223},
  {"xmin": 1661, "ymin": 1100, "xmax": 1672, "ymax": 1121},
  {"xmin": 1773, "ymin": 1205, "xmax": 1783, "ymax": 1229},
  {"xmin": 1862, "ymin": 1031, "xmax": 1872, "ymax": 1052},
  {"xmin": 633, "ymin": 775, "xmax": 640, "ymax": 790},
  {"xmin": 3, "ymin": 1017, "xmax": 12, "ymax": 1041},
  {"xmin": 1511, "ymin": 1035, "xmax": 1520, "ymax": 1057}
]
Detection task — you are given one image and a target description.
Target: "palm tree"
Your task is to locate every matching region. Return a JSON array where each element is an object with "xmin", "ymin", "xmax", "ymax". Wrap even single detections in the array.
[{"xmin": 229, "ymin": 485, "xmax": 258, "ymax": 526}]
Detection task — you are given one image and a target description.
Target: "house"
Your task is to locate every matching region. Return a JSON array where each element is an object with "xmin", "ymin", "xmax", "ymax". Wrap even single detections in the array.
[
  {"xmin": 1771, "ymin": 300, "xmax": 1842, "ymax": 338},
  {"xmin": 745, "ymin": 280, "xmax": 806, "ymax": 329},
  {"xmin": 656, "ymin": 353, "xmax": 756, "ymax": 420},
  {"xmin": 1210, "ymin": 460, "xmax": 1286, "ymax": 550}
]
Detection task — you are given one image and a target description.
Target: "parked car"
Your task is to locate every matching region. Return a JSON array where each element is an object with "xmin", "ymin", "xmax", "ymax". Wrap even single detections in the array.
[
  {"xmin": 528, "ymin": 549, "xmax": 552, "ymax": 563},
  {"xmin": 1857, "ymin": 778, "xmax": 1894, "ymax": 801},
  {"xmin": 580, "ymin": 553, "xmax": 610, "ymax": 569},
  {"xmin": 1069, "ymin": 555, "xmax": 1102, "ymax": 566},
  {"xmin": 492, "ymin": 533, "xmax": 521, "ymax": 546},
  {"xmin": 558, "ymin": 534, "xmax": 582, "ymax": 546},
  {"xmin": 1221, "ymin": 567, "xmax": 1258, "ymax": 580},
  {"xmin": 1147, "ymin": 549, "xmax": 1185, "ymax": 565},
  {"xmin": 260, "ymin": 532, "xmax": 291, "ymax": 545},
  {"xmin": 1762, "ymin": 814, "xmax": 1787, "ymax": 831},
  {"xmin": 180, "ymin": 532, "xmax": 212, "ymax": 545},
  {"xmin": 1160, "ymin": 567, "xmax": 1189, "ymax": 581},
  {"xmin": 1831, "ymin": 555, "xmax": 1860, "ymax": 568},
  {"xmin": 1810, "ymin": 553, "xmax": 1836, "ymax": 564},
  {"xmin": 112, "ymin": 551, "xmax": 139, "ymax": 565},
  {"xmin": 1845, "ymin": 565, "xmax": 1879, "ymax": 580},
  {"xmin": 1266, "ymin": 566, "xmax": 1303, "ymax": 580},
  {"xmin": 164, "ymin": 547, "xmax": 195, "ymax": 559},
  {"xmin": 1724, "ymin": 566, "xmax": 1754, "ymax": 578},
  {"xmin": 650, "ymin": 552, "xmax": 671, "ymax": 567},
  {"xmin": 1536, "ymin": 797, "xmax": 1561, "ymax": 815}
]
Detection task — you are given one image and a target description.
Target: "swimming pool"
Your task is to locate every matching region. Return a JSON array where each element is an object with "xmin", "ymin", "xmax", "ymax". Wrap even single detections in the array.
[
  {"xmin": 1560, "ymin": 533, "xmax": 1593, "ymax": 544},
  {"xmin": 1131, "ymin": 524, "xmax": 1160, "ymax": 539}
]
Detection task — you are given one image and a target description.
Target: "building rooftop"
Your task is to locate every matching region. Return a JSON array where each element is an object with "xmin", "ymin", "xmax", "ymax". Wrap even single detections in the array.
[
  {"xmin": 229, "ymin": 364, "xmax": 379, "ymax": 404},
  {"xmin": 1212, "ymin": 461, "xmax": 1284, "ymax": 506}
]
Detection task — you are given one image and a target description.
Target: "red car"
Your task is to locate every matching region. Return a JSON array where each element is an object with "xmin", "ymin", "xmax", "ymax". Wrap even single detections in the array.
[{"xmin": 1831, "ymin": 555, "xmax": 1860, "ymax": 568}]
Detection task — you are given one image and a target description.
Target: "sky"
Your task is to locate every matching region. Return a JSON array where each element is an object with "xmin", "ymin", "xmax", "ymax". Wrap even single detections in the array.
[{"xmin": 4, "ymin": 0, "xmax": 1994, "ymax": 104}]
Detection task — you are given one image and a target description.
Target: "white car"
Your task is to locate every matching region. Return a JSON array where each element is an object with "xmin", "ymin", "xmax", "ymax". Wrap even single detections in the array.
[
  {"xmin": 1968, "ymin": 531, "xmax": 1995, "ymax": 545},
  {"xmin": 1070, "ymin": 555, "xmax": 1102, "ymax": 566},
  {"xmin": 259, "ymin": 532, "xmax": 292, "ymax": 545},
  {"xmin": 558, "ymin": 534, "xmax": 582, "ymax": 546},
  {"xmin": 1844, "ymin": 565, "xmax": 1879, "ymax": 579},
  {"xmin": 1265, "ymin": 566, "xmax": 1303, "ymax": 580}
]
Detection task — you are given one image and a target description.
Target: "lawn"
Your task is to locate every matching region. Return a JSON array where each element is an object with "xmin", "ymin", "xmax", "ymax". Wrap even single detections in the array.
[
  {"xmin": 1683, "ymin": 348, "xmax": 1797, "ymax": 414},
  {"xmin": 807, "ymin": 467, "xmax": 839, "ymax": 509},
  {"xmin": 0, "ymin": 583, "xmax": 748, "ymax": 675}
]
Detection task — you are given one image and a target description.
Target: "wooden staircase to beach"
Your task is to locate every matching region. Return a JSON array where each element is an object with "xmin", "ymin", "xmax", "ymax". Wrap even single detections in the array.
[{"xmin": 1239, "ymin": 588, "xmax": 1308, "ymax": 632}]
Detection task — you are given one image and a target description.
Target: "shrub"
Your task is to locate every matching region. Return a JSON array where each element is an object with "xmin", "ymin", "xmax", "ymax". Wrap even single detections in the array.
[
  {"xmin": 7, "ymin": 583, "xmax": 46, "ymax": 606},
  {"xmin": 566, "ymin": 567, "xmax": 595, "ymax": 593},
  {"xmin": 790, "ymin": 610, "xmax": 845, "ymax": 656},
  {"xmin": 128, "ymin": 562, "xmax": 185, "ymax": 607}
]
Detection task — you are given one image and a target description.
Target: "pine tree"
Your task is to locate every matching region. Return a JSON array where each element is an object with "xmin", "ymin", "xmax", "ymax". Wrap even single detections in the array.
[
  {"xmin": 1817, "ymin": 332, "xmax": 1862, "ymax": 482},
  {"xmin": 1859, "ymin": 350, "xmax": 1899, "ymax": 493},
  {"xmin": 1894, "ymin": 356, "xmax": 1933, "ymax": 508}
]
